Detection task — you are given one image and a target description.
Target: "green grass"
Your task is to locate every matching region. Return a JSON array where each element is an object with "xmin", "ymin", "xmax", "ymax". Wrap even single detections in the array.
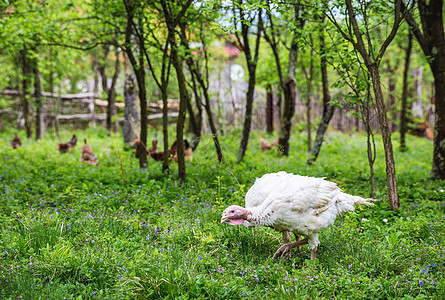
[{"xmin": 0, "ymin": 127, "xmax": 444, "ymax": 299}]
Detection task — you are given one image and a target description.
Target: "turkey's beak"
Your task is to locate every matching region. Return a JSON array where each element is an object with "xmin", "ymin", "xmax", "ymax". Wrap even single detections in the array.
[{"xmin": 221, "ymin": 212, "xmax": 229, "ymax": 224}]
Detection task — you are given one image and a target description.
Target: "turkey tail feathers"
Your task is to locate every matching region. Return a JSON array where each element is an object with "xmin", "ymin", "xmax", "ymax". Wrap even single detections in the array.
[
  {"xmin": 335, "ymin": 194, "xmax": 375, "ymax": 215},
  {"xmin": 354, "ymin": 198, "xmax": 376, "ymax": 206}
]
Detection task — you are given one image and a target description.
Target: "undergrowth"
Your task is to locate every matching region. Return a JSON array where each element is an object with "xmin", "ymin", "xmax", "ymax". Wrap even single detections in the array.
[{"xmin": 0, "ymin": 127, "xmax": 444, "ymax": 299}]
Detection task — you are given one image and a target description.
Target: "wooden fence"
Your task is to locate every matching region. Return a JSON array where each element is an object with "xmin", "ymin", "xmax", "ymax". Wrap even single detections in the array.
[{"xmin": 0, "ymin": 89, "xmax": 179, "ymax": 129}]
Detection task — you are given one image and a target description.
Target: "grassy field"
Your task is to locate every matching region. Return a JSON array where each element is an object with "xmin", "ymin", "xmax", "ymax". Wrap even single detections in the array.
[{"xmin": 0, "ymin": 127, "xmax": 444, "ymax": 299}]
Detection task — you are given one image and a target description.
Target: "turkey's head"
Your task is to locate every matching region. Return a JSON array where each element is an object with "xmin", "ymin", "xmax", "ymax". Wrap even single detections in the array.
[{"xmin": 221, "ymin": 205, "xmax": 250, "ymax": 225}]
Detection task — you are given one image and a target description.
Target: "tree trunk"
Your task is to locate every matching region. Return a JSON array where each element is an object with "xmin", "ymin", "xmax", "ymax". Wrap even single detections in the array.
[
  {"xmin": 161, "ymin": 91, "xmax": 170, "ymax": 172},
  {"xmin": 106, "ymin": 48, "xmax": 121, "ymax": 134},
  {"xmin": 237, "ymin": 64, "xmax": 257, "ymax": 161},
  {"xmin": 342, "ymin": 0, "xmax": 401, "ymax": 210},
  {"xmin": 123, "ymin": 52, "xmax": 141, "ymax": 145},
  {"xmin": 124, "ymin": 21, "xmax": 147, "ymax": 169},
  {"xmin": 387, "ymin": 62, "xmax": 397, "ymax": 132},
  {"xmin": 400, "ymin": 32, "xmax": 413, "ymax": 151},
  {"xmin": 169, "ymin": 30, "xmax": 188, "ymax": 182},
  {"xmin": 137, "ymin": 44, "xmax": 148, "ymax": 169},
  {"xmin": 277, "ymin": 5, "xmax": 304, "ymax": 156},
  {"xmin": 362, "ymin": 80, "xmax": 377, "ymax": 198},
  {"xmin": 33, "ymin": 58, "xmax": 44, "ymax": 140},
  {"xmin": 185, "ymin": 72, "xmax": 202, "ymax": 150},
  {"xmin": 20, "ymin": 49, "xmax": 32, "ymax": 138},
  {"xmin": 411, "ymin": 66, "xmax": 424, "ymax": 118},
  {"xmin": 235, "ymin": 4, "xmax": 262, "ymax": 162},
  {"xmin": 403, "ymin": 0, "xmax": 445, "ymax": 179},
  {"xmin": 369, "ymin": 64, "xmax": 400, "ymax": 211},
  {"xmin": 180, "ymin": 20, "xmax": 223, "ymax": 162},
  {"xmin": 203, "ymin": 86, "xmax": 224, "ymax": 162},
  {"xmin": 266, "ymin": 85, "xmax": 274, "ymax": 133},
  {"xmin": 307, "ymin": 28, "xmax": 335, "ymax": 165},
  {"xmin": 278, "ymin": 78, "xmax": 297, "ymax": 156},
  {"xmin": 431, "ymin": 62, "xmax": 445, "ymax": 178},
  {"xmin": 305, "ymin": 47, "xmax": 314, "ymax": 152}
]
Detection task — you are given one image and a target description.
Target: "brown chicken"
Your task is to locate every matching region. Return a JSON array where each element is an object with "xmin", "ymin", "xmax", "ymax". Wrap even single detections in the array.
[
  {"xmin": 11, "ymin": 133, "xmax": 22, "ymax": 149},
  {"xmin": 58, "ymin": 135, "xmax": 77, "ymax": 153},
  {"xmin": 259, "ymin": 136, "xmax": 279, "ymax": 151},
  {"xmin": 80, "ymin": 139, "xmax": 98, "ymax": 166},
  {"xmin": 149, "ymin": 140, "xmax": 177, "ymax": 161},
  {"xmin": 172, "ymin": 139, "xmax": 193, "ymax": 162},
  {"xmin": 411, "ymin": 121, "xmax": 434, "ymax": 140},
  {"xmin": 135, "ymin": 139, "xmax": 158, "ymax": 158}
]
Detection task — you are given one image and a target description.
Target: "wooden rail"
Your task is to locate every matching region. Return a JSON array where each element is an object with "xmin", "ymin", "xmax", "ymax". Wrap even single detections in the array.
[{"xmin": 0, "ymin": 89, "xmax": 179, "ymax": 124}]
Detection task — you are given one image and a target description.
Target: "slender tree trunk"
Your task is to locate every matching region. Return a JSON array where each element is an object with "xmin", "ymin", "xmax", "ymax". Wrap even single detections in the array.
[
  {"xmin": 305, "ymin": 45, "xmax": 314, "ymax": 152},
  {"xmin": 387, "ymin": 63, "xmax": 397, "ymax": 132},
  {"xmin": 277, "ymin": 5, "xmax": 304, "ymax": 156},
  {"xmin": 137, "ymin": 44, "xmax": 148, "ymax": 169},
  {"xmin": 20, "ymin": 49, "xmax": 32, "ymax": 138},
  {"xmin": 306, "ymin": 93, "xmax": 312, "ymax": 152},
  {"xmin": 277, "ymin": 88, "xmax": 282, "ymax": 126},
  {"xmin": 123, "ymin": 52, "xmax": 141, "ymax": 145},
  {"xmin": 235, "ymin": 4, "xmax": 262, "ymax": 162},
  {"xmin": 237, "ymin": 64, "xmax": 257, "ymax": 161},
  {"xmin": 170, "ymin": 38, "xmax": 188, "ymax": 182},
  {"xmin": 278, "ymin": 78, "xmax": 297, "ymax": 156},
  {"xmin": 106, "ymin": 48, "xmax": 121, "ymax": 134},
  {"xmin": 363, "ymin": 80, "xmax": 376, "ymax": 198},
  {"xmin": 33, "ymin": 59, "xmax": 44, "ymax": 140},
  {"xmin": 411, "ymin": 66, "xmax": 424, "ymax": 118},
  {"xmin": 369, "ymin": 65, "xmax": 399, "ymax": 210},
  {"xmin": 365, "ymin": 111, "xmax": 376, "ymax": 198},
  {"xmin": 307, "ymin": 28, "xmax": 335, "ymax": 165},
  {"xmin": 342, "ymin": 0, "xmax": 401, "ymax": 211},
  {"xmin": 184, "ymin": 64, "xmax": 202, "ymax": 149},
  {"xmin": 125, "ymin": 22, "xmax": 148, "ymax": 169},
  {"xmin": 160, "ymin": 91, "xmax": 169, "ymax": 171},
  {"xmin": 180, "ymin": 21, "xmax": 223, "ymax": 161},
  {"xmin": 400, "ymin": 32, "xmax": 413, "ymax": 151},
  {"xmin": 186, "ymin": 91, "xmax": 201, "ymax": 149},
  {"xmin": 266, "ymin": 85, "xmax": 274, "ymax": 133},
  {"xmin": 203, "ymin": 87, "xmax": 224, "ymax": 162}
]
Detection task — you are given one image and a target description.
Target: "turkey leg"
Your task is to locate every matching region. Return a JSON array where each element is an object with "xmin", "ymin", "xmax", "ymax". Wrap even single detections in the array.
[
  {"xmin": 272, "ymin": 238, "xmax": 308, "ymax": 260},
  {"xmin": 310, "ymin": 247, "xmax": 318, "ymax": 260}
]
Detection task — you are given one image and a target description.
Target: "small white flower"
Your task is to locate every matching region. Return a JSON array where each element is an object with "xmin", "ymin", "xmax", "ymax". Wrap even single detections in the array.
[
  {"xmin": 383, "ymin": 219, "xmax": 388, "ymax": 223},
  {"xmin": 439, "ymin": 189, "xmax": 444, "ymax": 193},
  {"xmin": 362, "ymin": 218, "xmax": 368, "ymax": 222}
]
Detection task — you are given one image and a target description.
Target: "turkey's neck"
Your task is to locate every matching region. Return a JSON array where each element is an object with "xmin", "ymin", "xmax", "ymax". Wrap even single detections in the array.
[{"xmin": 246, "ymin": 208, "xmax": 272, "ymax": 226}]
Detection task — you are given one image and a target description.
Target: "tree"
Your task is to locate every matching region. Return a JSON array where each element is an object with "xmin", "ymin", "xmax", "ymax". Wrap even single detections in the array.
[
  {"xmin": 179, "ymin": 21, "xmax": 224, "ymax": 162},
  {"xmin": 324, "ymin": 0, "xmax": 406, "ymax": 211},
  {"xmin": 122, "ymin": 0, "xmax": 149, "ymax": 169},
  {"xmin": 400, "ymin": 31, "xmax": 413, "ymax": 151},
  {"xmin": 301, "ymin": 33, "xmax": 315, "ymax": 152},
  {"xmin": 159, "ymin": 0, "xmax": 193, "ymax": 182},
  {"xmin": 262, "ymin": 0, "xmax": 306, "ymax": 156},
  {"xmin": 307, "ymin": 22, "xmax": 335, "ymax": 165},
  {"xmin": 98, "ymin": 42, "xmax": 121, "ymax": 134},
  {"xmin": 402, "ymin": 0, "xmax": 445, "ymax": 179},
  {"xmin": 233, "ymin": 0, "xmax": 263, "ymax": 162},
  {"xmin": 19, "ymin": 49, "xmax": 33, "ymax": 138},
  {"xmin": 32, "ymin": 55, "xmax": 44, "ymax": 140},
  {"xmin": 123, "ymin": 52, "xmax": 141, "ymax": 145}
]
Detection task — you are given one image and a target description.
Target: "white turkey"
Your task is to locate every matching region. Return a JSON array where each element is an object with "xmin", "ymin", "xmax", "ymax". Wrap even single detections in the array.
[{"xmin": 221, "ymin": 171, "xmax": 374, "ymax": 260}]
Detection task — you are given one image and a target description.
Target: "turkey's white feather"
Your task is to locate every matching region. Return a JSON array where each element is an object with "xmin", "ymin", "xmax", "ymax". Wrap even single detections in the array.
[{"xmin": 243, "ymin": 171, "xmax": 373, "ymax": 250}]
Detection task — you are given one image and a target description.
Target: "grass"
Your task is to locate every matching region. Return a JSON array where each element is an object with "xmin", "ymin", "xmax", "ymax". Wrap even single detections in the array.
[{"xmin": 0, "ymin": 126, "xmax": 444, "ymax": 299}]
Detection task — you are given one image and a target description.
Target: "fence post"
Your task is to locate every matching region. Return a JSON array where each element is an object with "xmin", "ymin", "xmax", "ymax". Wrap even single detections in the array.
[{"xmin": 89, "ymin": 96, "xmax": 96, "ymax": 127}]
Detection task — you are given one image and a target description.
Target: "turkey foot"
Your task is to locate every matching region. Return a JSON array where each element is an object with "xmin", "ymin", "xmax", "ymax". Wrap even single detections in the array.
[{"xmin": 272, "ymin": 238, "xmax": 308, "ymax": 260}]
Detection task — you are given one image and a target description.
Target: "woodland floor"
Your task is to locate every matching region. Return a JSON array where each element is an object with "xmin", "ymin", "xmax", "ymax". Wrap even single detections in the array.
[{"xmin": 0, "ymin": 127, "xmax": 444, "ymax": 299}]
